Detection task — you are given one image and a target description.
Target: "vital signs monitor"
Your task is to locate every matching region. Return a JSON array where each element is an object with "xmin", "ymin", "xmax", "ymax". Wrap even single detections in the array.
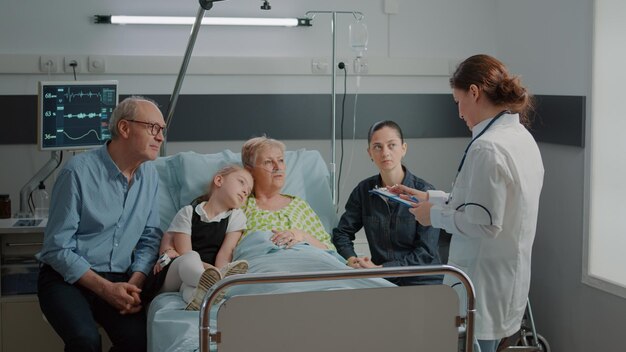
[{"xmin": 38, "ymin": 80, "xmax": 118, "ymax": 151}]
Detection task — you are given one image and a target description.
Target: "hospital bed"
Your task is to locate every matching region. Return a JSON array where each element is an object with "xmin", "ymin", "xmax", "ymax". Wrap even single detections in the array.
[{"xmin": 149, "ymin": 149, "xmax": 476, "ymax": 352}]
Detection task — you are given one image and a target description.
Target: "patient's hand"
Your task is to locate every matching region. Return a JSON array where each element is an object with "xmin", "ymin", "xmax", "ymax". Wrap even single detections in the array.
[
  {"xmin": 271, "ymin": 228, "xmax": 328, "ymax": 250},
  {"xmin": 271, "ymin": 229, "xmax": 301, "ymax": 248}
]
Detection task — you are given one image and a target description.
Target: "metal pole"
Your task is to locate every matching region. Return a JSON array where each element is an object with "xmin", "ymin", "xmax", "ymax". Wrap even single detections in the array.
[
  {"xmin": 160, "ymin": 1, "xmax": 214, "ymax": 156},
  {"xmin": 330, "ymin": 12, "xmax": 337, "ymax": 204},
  {"xmin": 305, "ymin": 11, "xmax": 362, "ymax": 205},
  {"xmin": 526, "ymin": 299, "xmax": 541, "ymax": 347}
]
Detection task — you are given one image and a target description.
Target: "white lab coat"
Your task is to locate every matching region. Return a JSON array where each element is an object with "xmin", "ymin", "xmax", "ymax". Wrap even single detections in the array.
[{"xmin": 429, "ymin": 113, "xmax": 544, "ymax": 340}]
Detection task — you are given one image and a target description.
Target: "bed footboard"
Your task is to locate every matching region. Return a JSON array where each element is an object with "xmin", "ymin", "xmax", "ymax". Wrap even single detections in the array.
[{"xmin": 199, "ymin": 265, "xmax": 475, "ymax": 352}]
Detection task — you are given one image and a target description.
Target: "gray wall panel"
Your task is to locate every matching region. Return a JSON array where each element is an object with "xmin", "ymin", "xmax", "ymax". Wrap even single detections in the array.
[
  {"xmin": 531, "ymin": 95, "xmax": 586, "ymax": 147},
  {"xmin": 0, "ymin": 94, "xmax": 584, "ymax": 146},
  {"xmin": 0, "ymin": 96, "xmax": 37, "ymax": 144}
]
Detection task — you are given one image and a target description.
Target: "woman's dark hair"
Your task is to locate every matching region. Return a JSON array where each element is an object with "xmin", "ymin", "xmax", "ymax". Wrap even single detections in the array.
[
  {"xmin": 450, "ymin": 54, "xmax": 534, "ymax": 127},
  {"xmin": 367, "ymin": 120, "xmax": 404, "ymax": 145}
]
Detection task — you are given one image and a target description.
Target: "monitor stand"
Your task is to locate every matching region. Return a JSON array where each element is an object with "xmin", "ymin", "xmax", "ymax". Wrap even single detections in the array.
[{"xmin": 17, "ymin": 151, "xmax": 61, "ymax": 217}]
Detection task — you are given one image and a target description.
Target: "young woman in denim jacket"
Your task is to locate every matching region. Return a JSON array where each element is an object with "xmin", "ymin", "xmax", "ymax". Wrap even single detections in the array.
[{"xmin": 332, "ymin": 120, "xmax": 442, "ymax": 285}]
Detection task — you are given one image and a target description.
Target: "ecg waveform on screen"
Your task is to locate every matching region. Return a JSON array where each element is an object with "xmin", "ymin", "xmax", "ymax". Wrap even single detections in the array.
[
  {"xmin": 63, "ymin": 88, "xmax": 116, "ymax": 105},
  {"xmin": 40, "ymin": 81, "xmax": 117, "ymax": 150},
  {"xmin": 64, "ymin": 112, "xmax": 106, "ymax": 119},
  {"xmin": 43, "ymin": 129, "xmax": 106, "ymax": 141},
  {"xmin": 43, "ymin": 111, "xmax": 110, "ymax": 119}
]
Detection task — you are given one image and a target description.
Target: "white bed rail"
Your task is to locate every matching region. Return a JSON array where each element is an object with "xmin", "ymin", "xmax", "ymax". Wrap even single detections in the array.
[{"xmin": 199, "ymin": 265, "xmax": 475, "ymax": 352}]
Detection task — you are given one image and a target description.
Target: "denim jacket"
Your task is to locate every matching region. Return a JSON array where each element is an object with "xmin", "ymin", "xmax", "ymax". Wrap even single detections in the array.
[{"xmin": 332, "ymin": 166, "xmax": 442, "ymax": 285}]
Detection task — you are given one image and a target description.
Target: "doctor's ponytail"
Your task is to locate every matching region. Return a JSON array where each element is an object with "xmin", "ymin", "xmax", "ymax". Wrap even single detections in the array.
[{"xmin": 450, "ymin": 54, "xmax": 535, "ymax": 128}]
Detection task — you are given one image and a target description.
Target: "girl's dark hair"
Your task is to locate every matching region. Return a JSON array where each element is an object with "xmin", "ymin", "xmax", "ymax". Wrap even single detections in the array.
[
  {"xmin": 367, "ymin": 120, "xmax": 404, "ymax": 145},
  {"xmin": 450, "ymin": 54, "xmax": 534, "ymax": 127}
]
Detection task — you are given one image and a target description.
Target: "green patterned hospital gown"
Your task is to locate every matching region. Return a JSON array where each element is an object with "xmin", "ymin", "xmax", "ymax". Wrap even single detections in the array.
[{"xmin": 242, "ymin": 195, "xmax": 335, "ymax": 250}]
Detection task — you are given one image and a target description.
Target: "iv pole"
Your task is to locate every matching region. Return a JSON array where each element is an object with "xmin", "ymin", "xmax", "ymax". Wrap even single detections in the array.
[{"xmin": 305, "ymin": 11, "xmax": 363, "ymax": 206}]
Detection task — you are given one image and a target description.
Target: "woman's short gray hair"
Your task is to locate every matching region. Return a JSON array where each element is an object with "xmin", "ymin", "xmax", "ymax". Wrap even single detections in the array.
[
  {"xmin": 241, "ymin": 136, "xmax": 286, "ymax": 168},
  {"xmin": 108, "ymin": 96, "xmax": 157, "ymax": 139}
]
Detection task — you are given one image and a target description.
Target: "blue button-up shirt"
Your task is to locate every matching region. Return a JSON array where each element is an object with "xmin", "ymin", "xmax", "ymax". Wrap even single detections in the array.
[
  {"xmin": 36, "ymin": 143, "xmax": 163, "ymax": 284},
  {"xmin": 332, "ymin": 166, "xmax": 442, "ymax": 285}
]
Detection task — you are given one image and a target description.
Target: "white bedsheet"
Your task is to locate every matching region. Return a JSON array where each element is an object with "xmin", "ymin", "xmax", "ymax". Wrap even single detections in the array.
[{"xmin": 147, "ymin": 231, "xmax": 394, "ymax": 352}]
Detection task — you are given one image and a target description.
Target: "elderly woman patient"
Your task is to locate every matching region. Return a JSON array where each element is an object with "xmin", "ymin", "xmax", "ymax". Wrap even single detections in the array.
[
  {"xmin": 204, "ymin": 135, "xmax": 399, "ymax": 299},
  {"xmin": 223, "ymin": 137, "xmax": 392, "ymax": 297},
  {"xmin": 241, "ymin": 136, "xmax": 335, "ymax": 250}
]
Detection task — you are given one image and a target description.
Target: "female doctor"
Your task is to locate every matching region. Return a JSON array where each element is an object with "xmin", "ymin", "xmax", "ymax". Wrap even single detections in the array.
[{"xmin": 391, "ymin": 54, "xmax": 544, "ymax": 352}]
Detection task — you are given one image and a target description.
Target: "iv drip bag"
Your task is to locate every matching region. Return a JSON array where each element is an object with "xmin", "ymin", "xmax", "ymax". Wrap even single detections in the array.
[{"xmin": 349, "ymin": 21, "xmax": 368, "ymax": 57}]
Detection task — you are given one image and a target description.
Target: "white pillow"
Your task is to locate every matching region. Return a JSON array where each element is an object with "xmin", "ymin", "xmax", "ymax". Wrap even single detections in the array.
[{"xmin": 152, "ymin": 149, "xmax": 337, "ymax": 233}]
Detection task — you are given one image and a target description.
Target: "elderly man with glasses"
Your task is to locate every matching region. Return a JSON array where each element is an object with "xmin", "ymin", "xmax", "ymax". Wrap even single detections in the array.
[{"xmin": 37, "ymin": 96, "xmax": 166, "ymax": 352}]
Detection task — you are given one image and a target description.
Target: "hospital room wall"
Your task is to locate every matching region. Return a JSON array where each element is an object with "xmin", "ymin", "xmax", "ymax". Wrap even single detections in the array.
[
  {"xmin": 0, "ymin": 0, "xmax": 494, "ymax": 217},
  {"xmin": 0, "ymin": 0, "xmax": 619, "ymax": 351},
  {"xmin": 496, "ymin": 0, "xmax": 626, "ymax": 351}
]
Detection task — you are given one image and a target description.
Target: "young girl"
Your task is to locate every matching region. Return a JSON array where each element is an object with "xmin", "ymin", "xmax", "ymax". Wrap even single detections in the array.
[{"xmin": 149, "ymin": 164, "xmax": 254, "ymax": 310}]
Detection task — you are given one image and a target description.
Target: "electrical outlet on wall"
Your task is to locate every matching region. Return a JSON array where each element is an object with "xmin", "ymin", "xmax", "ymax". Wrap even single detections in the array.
[
  {"xmin": 39, "ymin": 56, "xmax": 58, "ymax": 73},
  {"xmin": 88, "ymin": 56, "xmax": 106, "ymax": 73},
  {"xmin": 64, "ymin": 56, "xmax": 82, "ymax": 73},
  {"xmin": 311, "ymin": 58, "xmax": 329, "ymax": 74},
  {"xmin": 353, "ymin": 58, "xmax": 368, "ymax": 74}
]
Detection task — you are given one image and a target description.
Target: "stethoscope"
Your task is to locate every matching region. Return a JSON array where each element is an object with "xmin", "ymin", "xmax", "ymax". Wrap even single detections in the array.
[{"xmin": 448, "ymin": 109, "xmax": 511, "ymax": 226}]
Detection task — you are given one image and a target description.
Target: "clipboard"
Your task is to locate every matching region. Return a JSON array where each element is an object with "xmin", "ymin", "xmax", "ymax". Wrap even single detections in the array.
[{"xmin": 369, "ymin": 188, "xmax": 418, "ymax": 207}]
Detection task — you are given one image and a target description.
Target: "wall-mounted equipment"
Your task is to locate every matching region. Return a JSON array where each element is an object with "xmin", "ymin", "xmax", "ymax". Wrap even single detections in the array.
[{"xmin": 38, "ymin": 80, "xmax": 118, "ymax": 151}]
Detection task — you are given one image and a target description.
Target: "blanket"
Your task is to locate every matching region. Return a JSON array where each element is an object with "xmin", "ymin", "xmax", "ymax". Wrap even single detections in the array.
[{"xmin": 148, "ymin": 231, "xmax": 394, "ymax": 352}]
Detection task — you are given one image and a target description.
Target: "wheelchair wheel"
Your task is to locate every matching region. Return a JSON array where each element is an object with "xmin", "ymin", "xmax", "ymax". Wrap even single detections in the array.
[{"xmin": 517, "ymin": 333, "xmax": 551, "ymax": 352}]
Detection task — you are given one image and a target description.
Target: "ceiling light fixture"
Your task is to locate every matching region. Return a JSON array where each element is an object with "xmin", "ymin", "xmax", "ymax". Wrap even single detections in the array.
[{"xmin": 94, "ymin": 15, "xmax": 311, "ymax": 27}]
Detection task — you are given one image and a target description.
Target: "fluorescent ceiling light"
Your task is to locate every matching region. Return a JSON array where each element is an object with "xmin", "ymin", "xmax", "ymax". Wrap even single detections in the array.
[{"xmin": 94, "ymin": 15, "xmax": 311, "ymax": 27}]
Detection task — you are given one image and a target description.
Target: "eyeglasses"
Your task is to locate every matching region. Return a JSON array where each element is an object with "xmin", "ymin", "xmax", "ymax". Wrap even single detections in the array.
[{"xmin": 126, "ymin": 120, "xmax": 167, "ymax": 136}]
